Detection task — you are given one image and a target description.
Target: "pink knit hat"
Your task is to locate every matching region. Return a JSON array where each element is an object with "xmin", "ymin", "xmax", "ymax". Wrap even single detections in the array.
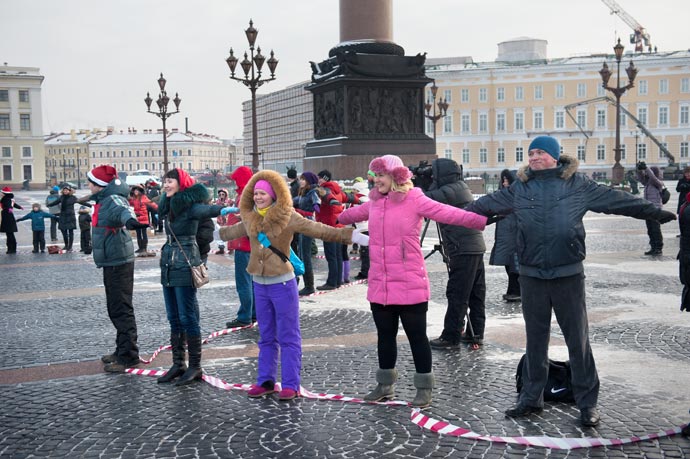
[
  {"xmin": 368, "ymin": 155, "xmax": 413, "ymax": 185},
  {"xmin": 254, "ymin": 179, "xmax": 276, "ymax": 200}
]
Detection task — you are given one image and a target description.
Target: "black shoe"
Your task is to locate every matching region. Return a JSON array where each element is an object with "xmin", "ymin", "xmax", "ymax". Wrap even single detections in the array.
[
  {"xmin": 226, "ymin": 319, "xmax": 251, "ymax": 329},
  {"xmin": 503, "ymin": 293, "xmax": 521, "ymax": 302},
  {"xmin": 299, "ymin": 286, "xmax": 315, "ymax": 296},
  {"xmin": 644, "ymin": 249, "xmax": 662, "ymax": 256},
  {"xmin": 354, "ymin": 273, "xmax": 368, "ymax": 280},
  {"xmin": 316, "ymin": 284, "xmax": 337, "ymax": 291},
  {"xmin": 505, "ymin": 403, "xmax": 543, "ymax": 418},
  {"xmin": 580, "ymin": 407, "xmax": 600, "ymax": 427},
  {"xmin": 429, "ymin": 337, "xmax": 460, "ymax": 349},
  {"xmin": 101, "ymin": 353, "xmax": 118, "ymax": 364},
  {"xmin": 32, "ymin": 250, "xmax": 38, "ymax": 253},
  {"xmin": 104, "ymin": 360, "xmax": 140, "ymax": 373},
  {"xmin": 460, "ymin": 334, "xmax": 484, "ymax": 345}
]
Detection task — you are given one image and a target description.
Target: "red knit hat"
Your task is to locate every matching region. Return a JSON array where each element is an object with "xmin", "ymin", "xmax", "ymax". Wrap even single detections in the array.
[
  {"xmin": 88, "ymin": 165, "xmax": 118, "ymax": 186},
  {"xmin": 1, "ymin": 186, "xmax": 11, "ymax": 193},
  {"xmin": 175, "ymin": 168, "xmax": 195, "ymax": 191}
]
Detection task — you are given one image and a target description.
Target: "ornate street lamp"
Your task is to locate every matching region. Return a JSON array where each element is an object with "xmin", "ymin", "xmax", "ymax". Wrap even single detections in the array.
[
  {"xmin": 145, "ymin": 73, "xmax": 181, "ymax": 175},
  {"xmin": 599, "ymin": 38, "xmax": 637, "ymax": 186},
  {"xmin": 226, "ymin": 19, "xmax": 279, "ymax": 172},
  {"xmin": 424, "ymin": 81, "xmax": 449, "ymax": 144}
]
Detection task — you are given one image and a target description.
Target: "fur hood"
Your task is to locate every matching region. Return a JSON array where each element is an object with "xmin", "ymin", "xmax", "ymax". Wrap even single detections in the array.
[
  {"xmin": 239, "ymin": 169, "xmax": 294, "ymax": 237},
  {"xmin": 517, "ymin": 154, "xmax": 579, "ymax": 182},
  {"xmin": 160, "ymin": 183, "xmax": 210, "ymax": 218}
]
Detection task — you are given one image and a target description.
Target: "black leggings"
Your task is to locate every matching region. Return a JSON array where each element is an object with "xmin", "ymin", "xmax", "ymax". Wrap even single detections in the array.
[{"xmin": 370, "ymin": 302, "xmax": 431, "ymax": 373}]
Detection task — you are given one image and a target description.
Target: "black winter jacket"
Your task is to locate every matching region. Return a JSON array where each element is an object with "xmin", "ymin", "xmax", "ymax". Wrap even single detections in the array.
[
  {"xmin": 468, "ymin": 155, "xmax": 665, "ymax": 279},
  {"xmin": 90, "ymin": 179, "xmax": 137, "ymax": 268},
  {"xmin": 424, "ymin": 158, "xmax": 485, "ymax": 256}
]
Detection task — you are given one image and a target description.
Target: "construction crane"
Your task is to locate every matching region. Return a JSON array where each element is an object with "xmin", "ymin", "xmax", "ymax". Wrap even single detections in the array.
[
  {"xmin": 601, "ymin": 0, "xmax": 652, "ymax": 53},
  {"xmin": 564, "ymin": 96, "xmax": 675, "ymax": 164}
]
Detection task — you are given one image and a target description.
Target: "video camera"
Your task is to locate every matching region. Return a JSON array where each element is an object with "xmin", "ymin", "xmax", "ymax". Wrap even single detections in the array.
[{"xmin": 409, "ymin": 160, "xmax": 434, "ymax": 191}]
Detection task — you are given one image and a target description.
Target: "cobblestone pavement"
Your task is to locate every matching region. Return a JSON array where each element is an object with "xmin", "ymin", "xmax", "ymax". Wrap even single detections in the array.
[{"xmin": 0, "ymin": 190, "xmax": 689, "ymax": 458}]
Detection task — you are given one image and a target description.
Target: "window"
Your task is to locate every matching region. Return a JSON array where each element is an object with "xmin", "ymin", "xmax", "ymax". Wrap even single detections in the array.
[
  {"xmin": 461, "ymin": 88, "xmax": 469, "ymax": 103},
  {"xmin": 462, "ymin": 149, "xmax": 470, "ymax": 163},
  {"xmin": 596, "ymin": 109, "xmax": 606, "ymax": 128},
  {"xmin": 19, "ymin": 114, "xmax": 30, "ymax": 130},
  {"xmin": 515, "ymin": 86, "xmax": 524, "ymax": 101},
  {"xmin": 515, "ymin": 147, "xmax": 524, "ymax": 163},
  {"xmin": 0, "ymin": 90, "xmax": 8, "ymax": 101},
  {"xmin": 659, "ymin": 143, "xmax": 667, "ymax": 159},
  {"xmin": 597, "ymin": 144, "xmax": 606, "ymax": 161},
  {"xmin": 497, "ymin": 87, "xmax": 505, "ymax": 101},
  {"xmin": 461, "ymin": 114, "xmax": 470, "ymax": 133},
  {"xmin": 577, "ymin": 145, "xmax": 586, "ymax": 162},
  {"xmin": 187, "ymin": 149, "xmax": 192, "ymax": 156},
  {"xmin": 128, "ymin": 150, "xmax": 132, "ymax": 157},
  {"xmin": 619, "ymin": 110, "xmax": 626, "ymax": 127},
  {"xmin": 637, "ymin": 143, "xmax": 647, "ymax": 160},
  {"xmin": 681, "ymin": 142, "xmax": 689, "ymax": 159},
  {"xmin": 681, "ymin": 106, "xmax": 689, "ymax": 125},
  {"xmin": 479, "ymin": 88, "xmax": 487, "ymax": 102},
  {"xmin": 120, "ymin": 150, "xmax": 124, "ymax": 157},
  {"xmin": 534, "ymin": 85, "xmax": 543, "ymax": 100},
  {"xmin": 497, "ymin": 147, "xmax": 505, "ymax": 163},
  {"xmin": 555, "ymin": 110, "xmax": 565, "ymax": 129},
  {"xmin": 479, "ymin": 113, "xmax": 488, "ymax": 133},
  {"xmin": 479, "ymin": 148, "xmax": 487, "ymax": 163},
  {"xmin": 620, "ymin": 144, "xmax": 626, "ymax": 160},
  {"xmin": 496, "ymin": 113, "xmax": 505, "ymax": 132},
  {"xmin": 22, "ymin": 146, "xmax": 31, "ymax": 157},
  {"xmin": 637, "ymin": 106, "xmax": 647, "ymax": 125},
  {"xmin": 555, "ymin": 84, "xmax": 564, "ymax": 99},
  {"xmin": 514, "ymin": 112, "xmax": 524, "ymax": 131},
  {"xmin": 444, "ymin": 148, "xmax": 452, "ymax": 159},
  {"xmin": 659, "ymin": 79, "xmax": 669, "ymax": 94},
  {"xmin": 425, "ymin": 118, "xmax": 433, "ymax": 135},
  {"xmin": 136, "ymin": 150, "xmax": 140, "ymax": 157},
  {"xmin": 443, "ymin": 114, "xmax": 452, "ymax": 134},
  {"xmin": 577, "ymin": 83, "xmax": 587, "ymax": 98},
  {"xmin": 658, "ymin": 106, "xmax": 669, "ymax": 126},
  {"xmin": 577, "ymin": 110, "xmax": 587, "ymax": 129},
  {"xmin": 533, "ymin": 111, "xmax": 543, "ymax": 130},
  {"xmin": 0, "ymin": 114, "xmax": 9, "ymax": 130},
  {"xmin": 1, "ymin": 146, "xmax": 10, "ymax": 157},
  {"xmin": 19, "ymin": 90, "xmax": 29, "ymax": 102},
  {"xmin": 597, "ymin": 83, "xmax": 605, "ymax": 97},
  {"xmin": 2, "ymin": 165, "xmax": 12, "ymax": 180},
  {"xmin": 23, "ymin": 165, "xmax": 32, "ymax": 181},
  {"xmin": 443, "ymin": 89, "xmax": 452, "ymax": 103},
  {"xmin": 128, "ymin": 163, "xmax": 133, "ymax": 171},
  {"xmin": 638, "ymin": 80, "xmax": 648, "ymax": 96},
  {"xmin": 682, "ymin": 78, "xmax": 690, "ymax": 93}
]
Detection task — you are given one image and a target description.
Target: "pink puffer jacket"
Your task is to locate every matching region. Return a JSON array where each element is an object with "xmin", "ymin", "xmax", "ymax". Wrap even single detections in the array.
[{"xmin": 339, "ymin": 187, "xmax": 487, "ymax": 305}]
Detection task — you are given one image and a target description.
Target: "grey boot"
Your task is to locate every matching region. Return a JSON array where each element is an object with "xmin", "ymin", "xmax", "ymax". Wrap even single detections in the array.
[
  {"xmin": 157, "ymin": 333, "xmax": 187, "ymax": 383},
  {"xmin": 364, "ymin": 368, "xmax": 397, "ymax": 402},
  {"xmin": 411, "ymin": 372, "xmax": 435, "ymax": 408}
]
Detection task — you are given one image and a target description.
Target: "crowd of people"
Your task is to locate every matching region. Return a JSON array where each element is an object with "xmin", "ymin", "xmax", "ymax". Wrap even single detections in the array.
[{"xmin": 1, "ymin": 135, "xmax": 688, "ymax": 426}]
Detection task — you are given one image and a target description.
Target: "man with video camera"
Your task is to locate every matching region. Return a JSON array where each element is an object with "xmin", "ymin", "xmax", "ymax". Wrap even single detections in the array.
[{"xmin": 418, "ymin": 158, "xmax": 486, "ymax": 349}]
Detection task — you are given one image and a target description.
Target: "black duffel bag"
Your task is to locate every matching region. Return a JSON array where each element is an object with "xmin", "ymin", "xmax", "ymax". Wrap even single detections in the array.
[{"xmin": 515, "ymin": 354, "xmax": 575, "ymax": 403}]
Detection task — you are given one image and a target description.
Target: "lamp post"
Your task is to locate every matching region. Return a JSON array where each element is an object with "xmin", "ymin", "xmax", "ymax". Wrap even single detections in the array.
[
  {"xmin": 61, "ymin": 153, "xmax": 66, "ymax": 182},
  {"xmin": 423, "ymin": 81, "xmax": 449, "ymax": 144},
  {"xmin": 226, "ymin": 19, "xmax": 279, "ymax": 173},
  {"xmin": 76, "ymin": 148, "xmax": 81, "ymax": 189},
  {"xmin": 145, "ymin": 73, "xmax": 181, "ymax": 175},
  {"xmin": 599, "ymin": 38, "xmax": 637, "ymax": 186}
]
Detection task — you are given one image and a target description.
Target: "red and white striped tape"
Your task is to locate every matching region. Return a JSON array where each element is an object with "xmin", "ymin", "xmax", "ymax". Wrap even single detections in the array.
[
  {"xmin": 410, "ymin": 409, "xmax": 688, "ymax": 450},
  {"xmin": 314, "ymin": 255, "xmax": 361, "ymax": 261}
]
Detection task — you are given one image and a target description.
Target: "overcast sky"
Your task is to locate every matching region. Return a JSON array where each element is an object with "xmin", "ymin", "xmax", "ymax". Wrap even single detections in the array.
[{"xmin": 2, "ymin": 0, "xmax": 688, "ymax": 140}]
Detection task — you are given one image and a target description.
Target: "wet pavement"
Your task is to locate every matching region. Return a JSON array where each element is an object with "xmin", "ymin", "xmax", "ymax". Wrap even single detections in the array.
[{"xmin": 1, "ymin": 189, "xmax": 689, "ymax": 458}]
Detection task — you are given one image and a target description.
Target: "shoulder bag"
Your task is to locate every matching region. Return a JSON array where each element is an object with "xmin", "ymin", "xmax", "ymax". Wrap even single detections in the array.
[
  {"xmin": 661, "ymin": 186, "xmax": 671, "ymax": 205},
  {"xmin": 168, "ymin": 225, "xmax": 209, "ymax": 288},
  {"xmin": 258, "ymin": 231, "xmax": 305, "ymax": 276}
]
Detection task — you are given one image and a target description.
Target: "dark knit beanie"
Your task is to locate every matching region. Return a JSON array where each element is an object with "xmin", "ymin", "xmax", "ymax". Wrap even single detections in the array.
[{"xmin": 528, "ymin": 136, "xmax": 560, "ymax": 160}]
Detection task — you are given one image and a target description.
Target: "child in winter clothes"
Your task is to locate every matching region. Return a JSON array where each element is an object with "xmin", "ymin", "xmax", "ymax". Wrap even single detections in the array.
[
  {"xmin": 78, "ymin": 206, "xmax": 92, "ymax": 254},
  {"xmin": 129, "ymin": 184, "xmax": 157, "ymax": 254},
  {"xmin": 213, "ymin": 188, "xmax": 232, "ymax": 254},
  {"xmin": 338, "ymin": 155, "xmax": 487, "ymax": 408},
  {"xmin": 219, "ymin": 170, "xmax": 368, "ymax": 400},
  {"xmin": 16, "ymin": 203, "xmax": 58, "ymax": 253}
]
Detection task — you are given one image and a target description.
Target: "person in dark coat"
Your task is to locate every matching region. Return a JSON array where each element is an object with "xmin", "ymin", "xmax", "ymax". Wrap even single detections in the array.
[
  {"xmin": 424, "ymin": 158, "xmax": 487, "ymax": 349},
  {"xmin": 45, "ymin": 186, "xmax": 61, "ymax": 241},
  {"xmin": 78, "ymin": 206, "xmax": 92, "ymax": 254},
  {"xmin": 47, "ymin": 184, "xmax": 90, "ymax": 252},
  {"xmin": 678, "ymin": 194, "xmax": 690, "ymax": 313},
  {"xmin": 1, "ymin": 186, "xmax": 23, "ymax": 254},
  {"xmin": 637, "ymin": 162, "xmax": 665, "ymax": 255},
  {"xmin": 489, "ymin": 169, "xmax": 521, "ymax": 302},
  {"xmin": 676, "ymin": 166, "xmax": 690, "ymax": 214},
  {"xmin": 156, "ymin": 168, "xmax": 223, "ymax": 386},
  {"xmin": 467, "ymin": 135, "xmax": 676, "ymax": 427},
  {"xmin": 16, "ymin": 202, "xmax": 58, "ymax": 253}
]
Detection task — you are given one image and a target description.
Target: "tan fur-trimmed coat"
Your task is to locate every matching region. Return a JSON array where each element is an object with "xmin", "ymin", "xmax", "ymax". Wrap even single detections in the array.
[{"xmin": 220, "ymin": 170, "xmax": 354, "ymax": 277}]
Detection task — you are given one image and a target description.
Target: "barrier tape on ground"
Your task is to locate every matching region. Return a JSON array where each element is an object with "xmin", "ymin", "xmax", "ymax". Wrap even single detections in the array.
[
  {"xmin": 125, "ymin": 322, "xmax": 688, "ymax": 449},
  {"xmin": 314, "ymin": 255, "xmax": 361, "ymax": 261},
  {"xmin": 410, "ymin": 409, "xmax": 688, "ymax": 450}
]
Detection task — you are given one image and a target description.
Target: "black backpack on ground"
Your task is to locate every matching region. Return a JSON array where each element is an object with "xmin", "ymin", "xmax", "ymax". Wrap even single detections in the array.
[{"xmin": 515, "ymin": 354, "xmax": 575, "ymax": 403}]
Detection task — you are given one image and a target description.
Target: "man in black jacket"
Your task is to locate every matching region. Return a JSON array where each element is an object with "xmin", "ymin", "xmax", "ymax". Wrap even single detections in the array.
[
  {"xmin": 423, "ymin": 158, "xmax": 486, "ymax": 349},
  {"xmin": 467, "ymin": 136, "xmax": 676, "ymax": 427}
]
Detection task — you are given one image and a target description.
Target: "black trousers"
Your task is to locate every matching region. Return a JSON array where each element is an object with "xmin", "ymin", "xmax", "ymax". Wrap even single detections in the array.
[
  {"xmin": 135, "ymin": 227, "xmax": 148, "ymax": 251},
  {"xmin": 61, "ymin": 228, "xmax": 74, "ymax": 250},
  {"xmin": 519, "ymin": 273, "xmax": 599, "ymax": 410},
  {"xmin": 4, "ymin": 231, "xmax": 17, "ymax": 253},
  {"xmin": 50, "ymin": 218, "xmax": 58, "ymax": 240},
  {"xmin": 370, "ymin": 302, "xmax": 432, "ymax": 373},
  {"xmin": 645, "ymin": 219, "xmax": 663, "ymax": 250},
  {"xmin": 359, "ymin": 245, "xmax": 370, "ymax": 276},
  {"xmin": 506, "ymin": 267, "xmax": 521, "ymax": 296},
  {"xmin": 442, "ymin": 254, "xmax": 486, "ymax": 342},
  {"xmin": 32, "ymin": 230, "xmax": 46, "ymax": 251},
  {"xmin": 80, "ymin": 229, "xmax": 91, "ymax": 253},
  {"xmin": 103, "ymin": 262, "xmax": 139, "ymax": 364}
]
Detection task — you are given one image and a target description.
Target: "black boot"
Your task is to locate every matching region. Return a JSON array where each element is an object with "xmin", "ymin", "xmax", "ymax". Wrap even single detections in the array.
[
  {"xmin": 299, "ymin": 271, "xmax": 315, "ymax": 296},
  {"xmin": 175, "ymin": 335, "xmax": 202, "ymax": 386},
  {"xmin": 157, "ymin": 333, "xmax": 187, "ymax": 383}
]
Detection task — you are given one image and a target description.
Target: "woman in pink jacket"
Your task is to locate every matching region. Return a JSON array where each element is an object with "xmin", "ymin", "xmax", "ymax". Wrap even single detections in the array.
[{"xmin": 338, "ymin": 155, "xmax": 487, "ymax": 408}]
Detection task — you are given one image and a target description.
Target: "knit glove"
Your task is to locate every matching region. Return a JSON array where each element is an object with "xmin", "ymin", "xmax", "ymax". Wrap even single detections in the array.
[
  {"xmin": 125, "ymin": 219, "xmax": 148, "ymax": 230},
  {"xmin": 220, "ymin": 206, "xmax": 240, "ymax": 216},
  {"xmin": 351, "ymin": 228, "xmax": 369, "ymax": 247}
]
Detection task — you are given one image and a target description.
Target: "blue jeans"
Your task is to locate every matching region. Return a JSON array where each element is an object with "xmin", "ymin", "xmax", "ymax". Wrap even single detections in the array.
[
  {"xmin": 163, "ymin": 285, "xmax": 201, "ymax": 337},
  {"xmin": 323, "ymin": 240, "xmax": 342, "ymax": 286},
  {"xmin": 234, "ymin": 250, "xmax": 255, "ymax": 323}
]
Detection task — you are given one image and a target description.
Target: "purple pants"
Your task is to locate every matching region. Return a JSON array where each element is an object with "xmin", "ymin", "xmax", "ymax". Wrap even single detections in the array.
[{"xmin": 254, "ymin": 280, "xmax": 302, "ymax": 390}]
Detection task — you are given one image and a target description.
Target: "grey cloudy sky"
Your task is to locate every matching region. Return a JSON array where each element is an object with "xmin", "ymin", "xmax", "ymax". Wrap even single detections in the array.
[{"xmin": 1, "ymin": 0, "xmax": 688, "ymax": 140}]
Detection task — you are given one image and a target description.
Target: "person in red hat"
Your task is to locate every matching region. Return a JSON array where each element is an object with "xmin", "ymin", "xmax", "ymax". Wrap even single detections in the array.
[
  {"xmin": 87, "ymin": 165, "xmax": 149, "ymax": 373},
  {"xmin": 1, "ymin": 186, "xmax": 23, "ymax": 254}
]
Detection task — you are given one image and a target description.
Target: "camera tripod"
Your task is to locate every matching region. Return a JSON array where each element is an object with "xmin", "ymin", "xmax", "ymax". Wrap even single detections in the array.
[{"xmin": 420, "ymin": 218, "xmax": 478, "ymax": 348}]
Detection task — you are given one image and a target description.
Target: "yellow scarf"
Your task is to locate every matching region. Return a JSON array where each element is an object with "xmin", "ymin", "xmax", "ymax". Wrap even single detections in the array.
[{"xmin": 256, "ymin": 206, "xmax": 269, "ymax": 217}]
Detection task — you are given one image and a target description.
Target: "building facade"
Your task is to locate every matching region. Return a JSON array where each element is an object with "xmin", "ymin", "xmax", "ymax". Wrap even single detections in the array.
[
  {"xmin": 0, "ymin": 65, "xmax": 46, "ymax": 189},
  {"xmin": 45, "ymin": 130, "xmax": 102, "ymax": 187},
  {"xmin": 425, "ymin": 39, "xmax": 690, "ymax": 179}
]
